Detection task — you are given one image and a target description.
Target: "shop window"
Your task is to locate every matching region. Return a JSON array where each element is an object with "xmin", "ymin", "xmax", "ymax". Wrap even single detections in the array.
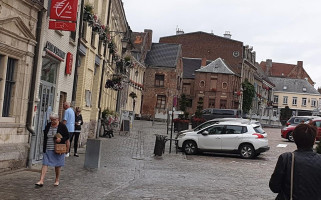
[
  {"xmin": 155, "ymin": 74, "xmax": 164, "ymax": 87},
  {"xmin": 2, "ymin": 58, "xmax": 16, "ymax": 117},
  {"xmin": 156, "ymin": 95, "xmax": 166, "ymax": 109}
]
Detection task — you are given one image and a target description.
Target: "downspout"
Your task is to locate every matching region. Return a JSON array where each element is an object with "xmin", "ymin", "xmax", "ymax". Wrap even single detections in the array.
[
  {"xmin": 95, "ymin": 0, "xmax": 112, "ymax": 138},
  {"xmin": 26, "ymin": 9, "xmax": 43, "ymax": 168},
  {"xmin": 72, "ymin": 0, "xmax": 85, "ymax": 103}
]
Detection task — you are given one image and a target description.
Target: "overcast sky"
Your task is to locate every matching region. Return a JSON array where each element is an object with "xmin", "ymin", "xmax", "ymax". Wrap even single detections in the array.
[{"xmin": 122, "ymin": 0, "xmax": 321, "ymax": 89}]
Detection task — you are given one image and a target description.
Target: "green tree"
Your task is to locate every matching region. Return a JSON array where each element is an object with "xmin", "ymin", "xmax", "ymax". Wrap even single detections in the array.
[
  {"xmin": 195, "ymin": 97, "xmax": 204, "ymax": 118},
  {"xmin": 242, "ymin": 79, "xmax": 255, "ymax": 114},
  {"xmin": 178, "ymin": 94, "xmax": 189, "ymax": 119}
]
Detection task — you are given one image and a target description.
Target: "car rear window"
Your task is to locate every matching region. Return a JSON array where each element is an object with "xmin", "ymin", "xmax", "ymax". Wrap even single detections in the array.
[{"xmin": 254, "ymin": 126, "xmax": 265, "ymax": 134}]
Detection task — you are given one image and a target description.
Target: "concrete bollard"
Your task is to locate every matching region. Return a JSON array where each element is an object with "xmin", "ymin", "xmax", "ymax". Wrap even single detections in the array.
[{"xmin": 84, "ymin": 138, "xmax": 102, "ymax": 169}]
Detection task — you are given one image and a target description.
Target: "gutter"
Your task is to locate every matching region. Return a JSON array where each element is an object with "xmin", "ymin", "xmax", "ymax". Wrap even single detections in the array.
[{"xmin": 26, "ymin": 9, "xmax": 44, "ymax": 168}]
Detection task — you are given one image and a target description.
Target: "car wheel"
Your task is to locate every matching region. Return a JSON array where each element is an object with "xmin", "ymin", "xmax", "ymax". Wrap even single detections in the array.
[
  {"xmin": 183, "ymin": 141, "xmax": 198, "ymax": 155},
  {"xmin": 239, "ymin": 144, "xmax": 255, "ymax": 159},
  {"xmin": 287, "ymin": 132, "xmax": 294, "ymax": 142}
]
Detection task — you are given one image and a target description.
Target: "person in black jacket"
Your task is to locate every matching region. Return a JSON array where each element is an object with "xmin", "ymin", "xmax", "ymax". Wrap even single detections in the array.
[
  {"xmin": 35, "ymin": 113, "xmax": 69, "ymax": 187},
  {"xmin": 269, "ymin": 123, "xmax": 321, "ymax": 200},
  {"xmin": 69, "ymin": 107, "xmax": 83, "ymax": 157}
]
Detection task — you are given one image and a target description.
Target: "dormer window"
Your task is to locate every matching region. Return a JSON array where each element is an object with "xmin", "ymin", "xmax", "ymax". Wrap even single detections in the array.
[
  {"xmin": 303, "ymin": 87, "xmax": 307, "ymax": 92},
  {"xmin": 283, "ymin": 86, "xmax": 287, "ymax": 90}
]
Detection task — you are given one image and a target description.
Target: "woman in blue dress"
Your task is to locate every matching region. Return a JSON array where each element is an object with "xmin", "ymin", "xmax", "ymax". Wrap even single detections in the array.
[{"xmin": 35, "ymin": 113, "xmax": 69, "ymax": 187}]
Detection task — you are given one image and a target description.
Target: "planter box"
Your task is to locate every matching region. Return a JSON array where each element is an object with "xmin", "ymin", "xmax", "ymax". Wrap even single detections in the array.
[{"xmin": 174, "ymin": 122, "xmax": 189, "ymax": 132}]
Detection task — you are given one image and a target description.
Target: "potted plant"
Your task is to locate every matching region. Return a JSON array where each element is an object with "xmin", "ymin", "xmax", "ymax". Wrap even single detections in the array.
[
  {"xmin": 83, "ymin": 4, "xmax": 94, "ymax": 22},
  {"xmin": 173, "ymin": 118, "xmax": 189, "ymax": 132}
]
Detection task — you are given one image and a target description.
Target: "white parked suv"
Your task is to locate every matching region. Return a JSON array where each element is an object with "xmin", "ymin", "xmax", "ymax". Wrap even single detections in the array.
[{"xmin": 177, "ymin": 122, "xmax": 269, "ymax": 159}]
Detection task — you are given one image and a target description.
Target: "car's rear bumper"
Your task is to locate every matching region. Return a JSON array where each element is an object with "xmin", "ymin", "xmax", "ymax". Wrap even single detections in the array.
[{"xmin": 256, "ymin": 146, "xmax": 270, "ymax": 153}]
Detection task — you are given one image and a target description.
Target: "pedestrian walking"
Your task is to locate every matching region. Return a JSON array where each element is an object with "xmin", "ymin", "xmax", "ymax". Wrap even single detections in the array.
[
  {"xmin": 69, "ymin": 107, "xmax": 83, "ymax": 157},
  {"xmin": 269, "ymin": 123, "xmax": 321, "ymax": 200},
  {"xmin": 63, "ymin": 102, "xmax": 75, "ymax": 157},
  {"xmin": 35, "ymin": 113, "xmax": 69, "ymax": 187}
]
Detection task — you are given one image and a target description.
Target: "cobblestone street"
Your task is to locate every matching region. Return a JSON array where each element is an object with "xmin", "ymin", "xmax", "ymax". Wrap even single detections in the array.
[{"xmin": 0, "ymin": 120, "xmax": 297, "ymax": 200}]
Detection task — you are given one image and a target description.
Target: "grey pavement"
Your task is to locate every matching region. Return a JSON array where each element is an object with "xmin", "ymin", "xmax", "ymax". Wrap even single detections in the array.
[{"xmin": 0, "ymin": 120, "xmax": 298, "ymax": 199}]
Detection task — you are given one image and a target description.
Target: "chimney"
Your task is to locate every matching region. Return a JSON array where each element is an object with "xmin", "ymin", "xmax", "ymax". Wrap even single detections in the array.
[
  {"xmin": 144, "ymin": 29, "xmax": 153, "ymax": 51},
  {"xmin": 176, "ymin": 27, "xmax": 184, "ymax": 35},
  {"xmin": 201, "ymin": 58, "xmax": 207, "ymax": 68},
  {"xmin": 297, "ymin": 61, "xmax": 303, "ymax": 68},
  {"xmin": 266, "ymin": 59, "xmax": 272, "ymax": 76},
  {"xmin": 223, "ymin": 31, "xmax": 232, "ymax": 39}
]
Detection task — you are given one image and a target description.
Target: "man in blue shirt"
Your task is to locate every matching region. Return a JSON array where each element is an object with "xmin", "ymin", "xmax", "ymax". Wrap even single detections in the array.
[{"xmin": 63, "ymin": 102, "xmax": 75, "ymax": 157}]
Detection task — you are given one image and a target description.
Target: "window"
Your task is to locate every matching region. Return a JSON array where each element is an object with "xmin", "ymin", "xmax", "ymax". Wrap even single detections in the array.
[
  {"xmin": 292, "ymin": 97, "xmax": 297, "ymax": 106},
  {"xmin": 209, "ymin": 98, "xmax": 215, "ymax": 108},
  {"xmin": 156, "ymin": 95, "xmax": 166, "ymax": 109},
  {"xmin": 91, "ymin": 30, "xmax": 96, "ymax": 47},
  {"xmin": 206, "ymin": 125, "xmax": 225, "ymax": 135},
  {"xmin": 222, "ymin": 82, "xmax": 227, "ymax": 89},
  {"xmin": 199, "ymin": 80, "xmax": 205, "ymax": 87},
  {"xmin": 85, "ymin": 90, "xmax": 92, "ymax": 107},
  {"xmin": 2, "ymin": 58, "xmax": 16, "ymax": 117},
  {"xmin": 302, "ymin": 98, "xmax": 307, "ymax": 106},
  {"xmin": 155, "ymin": 74, "xmax": 164, "ymax": 87},
  {"xmin": 220, "ymin": 99, "xmax": 227, "ymax": 109},
  {"xmin": 210, "ymin": 78, "xmax": 217, "ymax": 90},
  {"xmin": 283, "ymin": 96, "xmax": 288, "ymax": 104},
  {"xmin": 312, "ymin": 99, "xmax": 317, "ymax": 107},
  {"xmin": 70, "ymin": 31, "xmax": 76, "ymax": 41},
  {"xmin": 182, "ymin": 83, "xmax": 191, "ymax": 95},
  {"xmin": 226, "ymin": 125, "xmax": 243, "ymax": 134},
  {"xmin": 273, "ymin": 95, "xmax": 278, "ymax": 104},
  {"xmin": 81, "ymin": 22, "xmax": 87, "ymax": 39}
]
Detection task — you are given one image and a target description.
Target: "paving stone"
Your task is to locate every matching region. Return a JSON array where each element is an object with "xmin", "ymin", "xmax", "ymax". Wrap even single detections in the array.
[{"xmin": 0, "ymin": 121, "xmax": 296, "ymax": 199}]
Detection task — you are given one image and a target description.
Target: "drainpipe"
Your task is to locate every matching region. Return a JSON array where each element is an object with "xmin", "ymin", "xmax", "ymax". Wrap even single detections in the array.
[
  {"xmin": 71, "ymin": 0, "xmax": 85, "ymax": 103},
  {"xmin": 96, "ymin": 0, "xmax": 112, "ymax": 138},
  {"xmin": 26, "ymin": 9, "xmax": 43, "ymax": 168}
]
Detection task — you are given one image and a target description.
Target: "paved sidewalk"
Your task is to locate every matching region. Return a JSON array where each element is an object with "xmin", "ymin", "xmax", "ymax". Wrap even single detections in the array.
[
  {"xmin": 0, "ymin": 120, "xmax": 285, "ymax": 199},
  {"xmin": 0, "ymin": 120, "xmax": 179, "ymax": 200}
]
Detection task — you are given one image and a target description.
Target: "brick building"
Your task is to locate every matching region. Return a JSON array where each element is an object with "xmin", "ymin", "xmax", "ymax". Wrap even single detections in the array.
[
  {"xmin": 160, "ymin": 31, "xmax": 257, "ymax": 114},
  {"xmin": 193, "ymin": 58, "xmax": 241, "ymax": 112},
  {"xmin": 142, "ymin": 43, "xmax": 183, "ymax": 120},
  {"xmin": 260, "ymin": 59, "xmax": 314, "ymax": 86}
]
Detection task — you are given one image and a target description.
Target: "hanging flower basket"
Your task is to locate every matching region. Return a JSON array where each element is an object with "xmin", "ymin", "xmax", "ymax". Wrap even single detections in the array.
[{"xmin": 83, "ymin": 4, "xmax": 94, "ymax": 22}]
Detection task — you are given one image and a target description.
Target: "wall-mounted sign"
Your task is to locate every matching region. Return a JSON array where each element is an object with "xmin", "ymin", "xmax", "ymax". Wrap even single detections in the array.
[
  {"xmin": 45, "ymin": 41, "xmax": 66, "ymax": 61},
  {"xmin": 49, "ymin": 0, "xmax": 78, "ymax": 32},
  {"xmin": 65, "ymin": 52, "xmax": 73, "ymax": 75}
]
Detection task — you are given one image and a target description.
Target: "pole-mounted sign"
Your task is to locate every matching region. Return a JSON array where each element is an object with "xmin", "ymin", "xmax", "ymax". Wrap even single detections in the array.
[{"xmin": 49, "ymin": 0, "xmax": 79, "ymax": 31}]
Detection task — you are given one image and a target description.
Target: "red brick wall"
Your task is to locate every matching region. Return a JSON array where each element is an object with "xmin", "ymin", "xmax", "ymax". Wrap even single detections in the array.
[
  {"xmin": 159, "ymin": 32, "xmax": 243, "ymax": 73},
  {"xmin": 141, "ymin": 58, "xmax": 183, "ymax": 119}
]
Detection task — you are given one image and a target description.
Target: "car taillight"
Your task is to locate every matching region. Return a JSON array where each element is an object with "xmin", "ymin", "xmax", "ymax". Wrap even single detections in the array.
[
  {"xmin": 286, "ymin": 122, "xmax": 290, "ymax": 126},
  {"xmin": 253, "ymin": 133, "xmax": 264, "ymax": 138}
]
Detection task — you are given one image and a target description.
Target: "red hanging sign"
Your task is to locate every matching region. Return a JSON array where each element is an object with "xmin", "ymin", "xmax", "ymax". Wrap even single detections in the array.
[
  {"xmin": 49, "ymin": 21, "xmax": 76, "ymax": 31},
  {"xmin": 65, "ymin": 52, "xmax": 73, "ymax": 75},
  {"xmin": 50, "ymin": 0, "xmax": 78, "ymax": 21},
  {"xmin": 49, "ymin": 0, "xmax": 78, "ymax": 31}
]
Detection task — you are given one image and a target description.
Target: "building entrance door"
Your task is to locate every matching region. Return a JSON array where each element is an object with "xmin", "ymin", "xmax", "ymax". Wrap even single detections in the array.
[{"xmin": 33, "ymin": 81, "xmax": 56, "ymax": 161}]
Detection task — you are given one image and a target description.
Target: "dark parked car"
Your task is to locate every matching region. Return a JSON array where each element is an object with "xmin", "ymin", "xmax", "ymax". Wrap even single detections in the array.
[{"xmin": 201, "ymin": 108, "xmax": 241, "ymax": 121}]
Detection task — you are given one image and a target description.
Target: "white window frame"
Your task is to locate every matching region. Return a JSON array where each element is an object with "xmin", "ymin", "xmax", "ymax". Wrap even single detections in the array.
[
  {"xmin": 311, "ymin": 98, "xmax": 317, "ymax": 107},
  {"xmin": 292, "ymin": 97, "xmax": 297, "ymax": 106},
  {"xmin": 283, "ymin": 96, "xmax": 288, "ymax": 105},
  {"xmin": 273, "ymin": 95, "xmax": 278, "ymax": 104},
  {"xmin": 302, "ymin": 98, "xmax": 307, "ymax": 106}
]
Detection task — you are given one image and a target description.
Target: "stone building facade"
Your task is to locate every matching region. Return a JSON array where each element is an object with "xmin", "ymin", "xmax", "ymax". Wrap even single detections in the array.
[{"xmin": 0, "ymin": 0, "xmax": 43, "ymax": 171}]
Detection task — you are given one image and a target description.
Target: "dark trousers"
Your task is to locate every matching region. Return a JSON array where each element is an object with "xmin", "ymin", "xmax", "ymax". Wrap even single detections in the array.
[{"xmin": 69, "ymin": 132, "xmax": 80, "ymax": 154}]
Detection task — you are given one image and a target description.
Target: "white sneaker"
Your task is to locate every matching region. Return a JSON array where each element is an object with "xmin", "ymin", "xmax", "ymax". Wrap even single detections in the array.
[{"xmin": 65, "ymin": 153, "xmax": 70, "ymax": 157}]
